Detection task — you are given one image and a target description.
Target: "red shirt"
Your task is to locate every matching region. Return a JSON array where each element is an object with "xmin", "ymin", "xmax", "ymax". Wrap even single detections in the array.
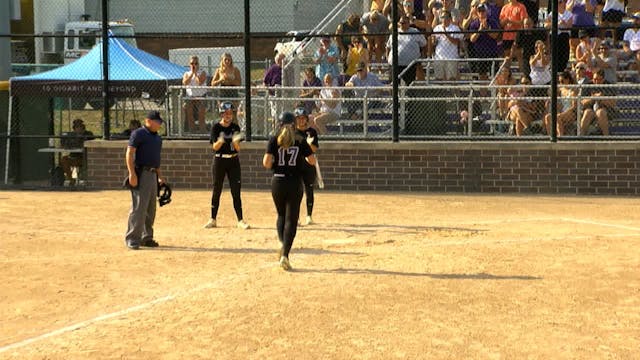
[{"xmin": 499, "ymin": 1, "xmax": 528, "ymax": 41}]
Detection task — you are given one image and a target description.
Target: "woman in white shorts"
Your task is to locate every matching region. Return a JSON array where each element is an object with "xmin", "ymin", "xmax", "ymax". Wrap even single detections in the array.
[{"xmin": 313, "ymin": 73, "xmax": 342, "ymax": 134}]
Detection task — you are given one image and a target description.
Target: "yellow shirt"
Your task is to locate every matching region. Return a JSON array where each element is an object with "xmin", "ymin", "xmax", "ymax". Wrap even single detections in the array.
[{"xmin": 345, "ymin": 47, "xmax": 368, "ymax": 76}]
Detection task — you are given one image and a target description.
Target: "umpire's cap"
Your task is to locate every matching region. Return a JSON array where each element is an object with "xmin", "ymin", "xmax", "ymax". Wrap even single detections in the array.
[
  {"xmin": 218, "ymin": 101, "xmax": 235, "ymax": 113},
  {"xmin": 278, "ymin": 112, "xmax": 295, "ymax": 125},
  {"xmin": 293, "ymin": 107, "xmax": 309, "ymax": 118}
]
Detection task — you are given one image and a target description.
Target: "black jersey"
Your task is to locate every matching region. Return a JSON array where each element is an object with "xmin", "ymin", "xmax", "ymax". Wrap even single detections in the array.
[
  {"xmin": 209, "ymin": 122, "xmax": 241, "ymax": 155},
  {"xmin": 295, "ymin": 127, "xmax": 319, "ymax": 150},
  {"xmin": 266, "ymin": 137, "xmax": 313, "ymax": 177}
]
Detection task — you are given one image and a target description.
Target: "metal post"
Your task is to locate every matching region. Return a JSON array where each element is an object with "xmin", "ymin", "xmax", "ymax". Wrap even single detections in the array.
[
  {"xmin": 550, "ymin": 0, "xmax": 558, "ymax": 142},
  {"xmin": 363, "ymin": 92, "xmax": 369, "ymax": 138},
  {"xmin": 101, "ymin": 0, "xmax": 111, "ymax": 139},
  {"xmin": 391, "ymin": 0, "xmax": 399, "ymax": 142},
  {"xmin": 467, "ymin": 87, "xmax": 473, "ymax": 136},
  {"xmin": 244, "ymin": 0, "xmax": 252, "ymax": 141}
]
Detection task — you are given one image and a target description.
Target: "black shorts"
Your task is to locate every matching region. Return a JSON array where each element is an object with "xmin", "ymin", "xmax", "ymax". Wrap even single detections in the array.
[
  {"xmin": 602, "ymin": 10, "xmax": 625, "ymax": 24},
  {"xmin": 302, "ymin": 165, "xmax": 316, "ymax": 185}
]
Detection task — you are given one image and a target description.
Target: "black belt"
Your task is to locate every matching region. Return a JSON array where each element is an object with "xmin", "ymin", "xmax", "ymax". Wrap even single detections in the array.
[
  {"xmin": 215, "ymin": 153, "xmax": 238, "ymax": 158},
  {"xmin": 139, "ymin": 166, "xmax": 158, "ymax": 172}
]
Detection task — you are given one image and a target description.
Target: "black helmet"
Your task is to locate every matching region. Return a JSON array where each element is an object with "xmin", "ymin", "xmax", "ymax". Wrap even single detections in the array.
[
  {"xmin": 219, "ymin": 101, "xmax": 235, "ymax": 113},
  {"xmin": 278, "ymin": 111, "xmax": 295, "ymax": 125},
  {"xmin": 293, "ymin": 107, "xmax": 309, "ymax": 118}
]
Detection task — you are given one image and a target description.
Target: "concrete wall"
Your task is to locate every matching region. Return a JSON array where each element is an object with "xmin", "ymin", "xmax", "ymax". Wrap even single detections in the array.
[{"xmin": 86, "ymin": 141, "xmax": 640, "ymax": 195}]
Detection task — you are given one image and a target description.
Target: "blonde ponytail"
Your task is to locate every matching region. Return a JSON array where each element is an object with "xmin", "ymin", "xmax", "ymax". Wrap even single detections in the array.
[{"xmin": 277, "ymin": 124, "xmax": 295, "ymax": 149}]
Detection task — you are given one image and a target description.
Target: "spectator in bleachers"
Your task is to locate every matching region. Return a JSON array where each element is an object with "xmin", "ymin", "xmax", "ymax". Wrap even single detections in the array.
[
  {"xmin": 579, "ymin": 69, "xmax": 616, "ymax": 135},
  {"xmin": 387, "ymin": 15, "xmax": 428, "ymax": 84},
  {"xmin": 313, "ymin": 73, "xmax": 342, "ymax": 134},
  {"xmin": 464, "ymin": 3, "xmax": 501, "ymax": 83},
  {"xmin": 336, "ymin": 14, "xmax": 364, "ymax": 68},
  {"xmin": 362, "ymin": 10, "xmax": 391, "ymax": 63},
  {"xmin": 521, "ymin": 0, "xmax": 540, "ymax": 27},
  {"xmin": 401, "ymin": 0, "xmax": 431, "ymax": 80},
  {"xmin": 300, "ymin": 67, "xmax": 322, "ymax": 115},
  {"xmin": 601, "ymin": 0, "xmax": 626, "ymax": 39},
  {"xmin": 568, "ymin": 0, "xmax": 597, "ymax": 59},
  {"xmin": 544, "ymin": 71, "xmax": 578, "ymax": 136},
  {"xmin": 472, "ymin": 0, "xmax": 501, "ymax": 25},
  {"xmin": 515, "ymin": 17, "xmax": 548, "ymax": 75},
  {"xmin": 431, "ymin": 10, "xmax": 463, "ymax": 81},
  {"xmin": 182, "ymin": 55, "xmax": 208, "ymax": 133},
  {"xmin": 590, "ymin": 42, "xmax": 618, "ymax": 83},
  {"xmin": 617, "ymin": 40, "xmax": 635, "ymax": 70},
  {"xmin": 383, "ymin": 0, "xmax": 406, "ymax": 20},
  {"xmin": 575, "ymin": 29, "xmax": 600, "ymax": 65},
  {"xmin": 345, "ymin": 36, "xmax": 370, "ymax": 77},
  {"xmin": 496, "ymin": 61, "xmax": 517, "ymax": 119},
  {"xmin": 499, "ymin": 0, "xmax": 528, "ymax": 70},
  {"xmin": 314, "ymin": 36, "xmax": 341, "ymax": 85},
  {"xmin": 211, "ymin": 52, "xmax": 242, "ymax": 109},
  {"xmin": 345, "ymin": 61, "xmax": 386, "ymax": 119},
  {"xmin": 264, "ymin": 53, "xmax": 285, "ymax": 122},
  {"xmin": 574, "ymin": 61, "xmax": 592, "ymax": 84},
  {"xmin": 623, "ymin": 12, "xmax": 640, "ymax": 53},
  {"xmin": 431, "ymin": 0, "xmax": 462, "ymax": 27},
  {"xmin": 506, "ymin": 75, "xmax": 538, "ymax": 135},
  {"xmin": 529, "ymin": 40, "xmax": 552, "ymax": 114}
]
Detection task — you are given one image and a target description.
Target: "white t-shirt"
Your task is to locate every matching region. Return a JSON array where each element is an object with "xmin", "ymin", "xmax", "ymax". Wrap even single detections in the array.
[
  {"xmin": 623, "ymin": 28, "xmax": 640, "ymax": 52},
  {"xmin": 432, "ymin": 24, "xmax": 462, "ymax": 60},
  {"xmin": 602, "ymin": 0, "xmax": 625, "ymax": 13},
  {"xmin": 318, "ymin": 88, "xmax": 342, "ymax": 116},
  {"xmin": 185, "ymin": 71, "xmax": 207, "ymax": 97}
]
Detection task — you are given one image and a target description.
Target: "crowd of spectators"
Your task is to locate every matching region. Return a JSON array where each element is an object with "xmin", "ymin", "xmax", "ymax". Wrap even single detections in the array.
[{"xmin": 259, "ymin": 0, "xmax": 640, "ymax": 135}]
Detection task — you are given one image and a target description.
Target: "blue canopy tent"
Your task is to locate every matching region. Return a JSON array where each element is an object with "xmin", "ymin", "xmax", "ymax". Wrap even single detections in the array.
[
  {"xmin": 9, "ymin": 36, "xmax": 185, "ymax": 98},
  {"xmin": 4, "ymin": 37, "xmax": 186, "ymax": 184}
]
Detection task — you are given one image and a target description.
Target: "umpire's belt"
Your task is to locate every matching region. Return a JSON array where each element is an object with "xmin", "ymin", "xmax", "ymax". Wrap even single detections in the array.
[
  {"xmin": 215, "ymin": 153, "xmax": 237, "ymax": 158},
  {"xmin": 139, "ymin": 166, "xmax": 158, "ymax": 172}
]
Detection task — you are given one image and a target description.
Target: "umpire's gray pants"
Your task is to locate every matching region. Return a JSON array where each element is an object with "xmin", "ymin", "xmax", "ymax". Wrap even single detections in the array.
[{"xmin": 125, "ymin": 170, "xmax": 157, "ymax": 244}]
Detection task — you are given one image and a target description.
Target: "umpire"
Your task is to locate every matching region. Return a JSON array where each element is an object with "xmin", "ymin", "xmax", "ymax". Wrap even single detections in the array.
[{"xmin": 124, "ymin": 111, "xmax": 165, "ymax": 250}]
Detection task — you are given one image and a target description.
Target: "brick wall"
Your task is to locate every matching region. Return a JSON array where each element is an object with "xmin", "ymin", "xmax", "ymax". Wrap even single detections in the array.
[{"xmin": 86, "ymin": 141, "xmax": 640, "ymax": 195}]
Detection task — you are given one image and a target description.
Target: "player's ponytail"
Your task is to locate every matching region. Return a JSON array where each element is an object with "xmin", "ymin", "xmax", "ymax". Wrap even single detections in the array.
[{"xmin": 277, "ymin": 124, "xmax": 295, "ymax": 149}]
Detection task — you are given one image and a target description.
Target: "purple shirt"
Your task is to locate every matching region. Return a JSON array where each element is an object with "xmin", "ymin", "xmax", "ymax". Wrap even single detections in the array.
[
  {"xmin": 572, "ymin": 0, "xmax": 597, "ymax": 27},
  {"xmin": 468, "ymin": 17, "xmax": 500, "ymax": 57},
  {"xmin": 263, "ymin": 64, "xmax": 282, "ymax": 95},
  {"xmin": 303, "ymin": 76, "xmax": 322, "ymax": 113}
]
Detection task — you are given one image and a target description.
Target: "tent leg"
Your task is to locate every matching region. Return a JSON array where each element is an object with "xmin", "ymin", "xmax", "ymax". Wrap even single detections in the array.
[{"xmin": 4, "ymin": 95, "xmax": 12, "ymax": 184}]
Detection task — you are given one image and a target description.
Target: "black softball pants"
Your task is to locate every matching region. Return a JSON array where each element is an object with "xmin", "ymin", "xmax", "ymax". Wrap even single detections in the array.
[
  {"xmin": 271, "ymin": 176, "xmax": 303, "ymax": 258},
  {"xmin": 302, "ymin": 165, "xmax": 316, "ymax": 216},
  {"xmin": 210, "ymin": 156, "xmax": 243, "ymax": 220}
]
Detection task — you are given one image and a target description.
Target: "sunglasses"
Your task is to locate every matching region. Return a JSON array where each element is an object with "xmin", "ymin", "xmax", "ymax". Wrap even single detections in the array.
[{"xmin": 190, "ymin": 62, "xmax": 198, "ymax": 65}]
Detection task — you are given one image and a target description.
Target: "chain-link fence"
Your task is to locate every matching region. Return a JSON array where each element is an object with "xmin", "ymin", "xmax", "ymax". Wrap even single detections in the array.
[{"xmin": 3, "ymin": 0, "xmax": 640, "ymax": 185}]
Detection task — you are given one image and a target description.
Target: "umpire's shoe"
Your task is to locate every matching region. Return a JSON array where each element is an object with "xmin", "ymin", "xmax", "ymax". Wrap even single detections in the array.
[
  {"xmin": 125, "ymin": 239, "xmax": 140, "ymax": 250},
  {"xmin": 142, "ymin": 239, "xmax": 159, "ymax": 247}
]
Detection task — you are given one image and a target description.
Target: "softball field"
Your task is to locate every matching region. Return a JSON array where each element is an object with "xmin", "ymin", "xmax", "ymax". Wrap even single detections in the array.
[{"xmin": 0, "ymin": 190, "xmax": 639, "ymax": 359}]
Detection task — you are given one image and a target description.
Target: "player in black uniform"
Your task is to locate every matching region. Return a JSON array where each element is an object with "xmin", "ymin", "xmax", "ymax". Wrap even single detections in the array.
[
  {"xmin": 263, "ymin": 112, "xmax": 316, "ymax": 271},
  {"xmin": 293, "ymin": 106, "xmax": 319, "ymax": 225},
  {"xmin": 204, "ymin": 101, "xmax": 250, "ymax": 230}
]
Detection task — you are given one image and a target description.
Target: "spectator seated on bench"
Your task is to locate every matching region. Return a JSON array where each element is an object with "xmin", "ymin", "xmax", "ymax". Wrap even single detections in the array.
[
  {"xmin": 60, "ymin": 118, "xmax": 95, "ymax": 185},
  {"xmin": 579, "ymin": 69, "xmax": 616, "ymax": 136}
]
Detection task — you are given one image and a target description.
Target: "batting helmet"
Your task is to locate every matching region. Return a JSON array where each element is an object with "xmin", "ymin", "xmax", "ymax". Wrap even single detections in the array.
[
  {"xmin": 293, "ymin": 107, "xmax": 309, "ymax": 118},
  {"xmin": 218, "ymin": 101, "xmax": 235, "ymax": 113},
  {"xmin": 278, "ymin": 111, "xmax": 295, "ymax": 125},
  {"xmin": 157, "ymin": 182, "xmax": 172, "ymax": 207}
]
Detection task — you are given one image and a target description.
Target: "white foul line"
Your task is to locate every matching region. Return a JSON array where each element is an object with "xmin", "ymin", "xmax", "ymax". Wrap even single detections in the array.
[
  {"xmin": 0, "ymin": 262, "xmax": 274, "ymax": 354},
  {"xmin": 560, "ymin": 217, "xmax": 640, "ymax": 232}
]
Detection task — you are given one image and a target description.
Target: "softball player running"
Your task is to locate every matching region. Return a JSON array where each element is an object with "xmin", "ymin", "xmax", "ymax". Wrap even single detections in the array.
[
  {"xmin": 293, "ymin": 106, "xmax": 319, "ymax": 225},
  {"xmin": 204, "ymin": 101, "xmax": 250, "ymax": 230},
  {"xmin": 263, "ymin": 112, "xmax": 316, "ymax": 270}
]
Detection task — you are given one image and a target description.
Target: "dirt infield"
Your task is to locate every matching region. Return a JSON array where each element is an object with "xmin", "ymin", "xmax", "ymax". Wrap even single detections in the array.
[{"xmin": 1, "ymin": 190, "xmax": 639, "ymax": 359}]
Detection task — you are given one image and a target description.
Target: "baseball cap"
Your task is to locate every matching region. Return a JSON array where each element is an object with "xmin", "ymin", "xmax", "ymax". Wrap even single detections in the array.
[
  {"xmin": 477, "ymin": 3, "xmax": 487, "ymax": 11},
  {"xmin": 278, "ymin": 111, "xmax": 295, "ymax": 125},
  {"xmin": 356, "ymin": 61, "xmax": 366, "ymax": 71},
  {"xmin": 146, "ymin": 110, "xmax": 164, "ymax": 123}
]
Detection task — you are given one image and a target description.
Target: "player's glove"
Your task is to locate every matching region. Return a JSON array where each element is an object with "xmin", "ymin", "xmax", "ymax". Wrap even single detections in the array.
[{"xmin": 306, "ymin": 136, "xmax": 315, "ymax": 145}]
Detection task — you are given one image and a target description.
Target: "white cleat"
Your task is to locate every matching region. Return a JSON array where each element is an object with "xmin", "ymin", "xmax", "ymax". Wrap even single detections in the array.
[
  {"xmin": 237, "ymin": 220, "xmax": 250, "ymax": 230},
  {"xmin": 279, "ymin": 256, "xmax": 292, "ymax": 271},
  {"xmin": 304, "ymin": 215, "xmax": 313, "ymax": 226},
  {"xmin": 203, "ymin": 218, "xmax": 217, "ymax": 229}
]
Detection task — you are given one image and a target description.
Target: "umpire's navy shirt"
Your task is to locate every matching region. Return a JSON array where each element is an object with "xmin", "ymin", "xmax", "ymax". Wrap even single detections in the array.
[{"xmin": 129, "ymin": 126, "xmax": 162, "ymax": 168}]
